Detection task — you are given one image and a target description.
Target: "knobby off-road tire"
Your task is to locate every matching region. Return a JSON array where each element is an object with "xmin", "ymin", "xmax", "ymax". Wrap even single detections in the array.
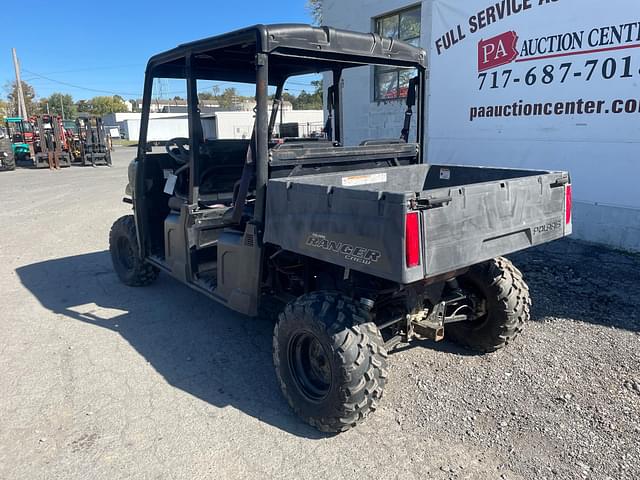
[
  {"xmin": 0, "ymin": 138, "xmax": 15, "ymax": 171},
  {"xmin": 109, "ymin": 215, "xmax": 159, "ymax": 287},
  {"xmin": 447, "ymin": 256, "xmax": 531, "ymax": 353},
  {"xmin": 273, "ymin": 292, "xmax": 388, "ymax": 432},
  {"xmin": 4, "ymin": 154, "xmax": 15, "ymax": 170}
]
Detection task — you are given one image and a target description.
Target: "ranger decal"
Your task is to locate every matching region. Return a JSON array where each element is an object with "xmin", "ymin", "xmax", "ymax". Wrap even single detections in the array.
[{"xmin": 306, "ymin": 234, "xmax": 381, "ymax": 265}]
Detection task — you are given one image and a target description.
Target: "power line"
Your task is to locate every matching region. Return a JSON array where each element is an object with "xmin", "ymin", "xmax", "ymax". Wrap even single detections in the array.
[
  {"xmin": 21, "ymin": 68, "xmax": 142, "ymax": 97},
  {"xmin": 34, "ymin": 64, "xmax": 142, "ymax": 76},
  {"xmin": 20, "ymin": 68, "xmax": 317, "ymax": 99},
  {"xmin": 21, "ymin": 63, "xmax": 144, "ymax": 81}
]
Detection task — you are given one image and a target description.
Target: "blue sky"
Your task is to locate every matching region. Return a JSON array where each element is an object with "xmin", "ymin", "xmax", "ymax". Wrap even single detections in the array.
[{"xmin": 1, "ymin": 0, "xmax": 315, "ymax": 101}]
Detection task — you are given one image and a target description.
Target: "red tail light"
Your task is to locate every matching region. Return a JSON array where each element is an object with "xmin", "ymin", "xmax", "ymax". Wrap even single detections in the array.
[
  {"xmin": 565, "ymin": 184, "xmax": 572, "ymax": 225},
  {"xmin": 405, "ymin": 212, "xmax": 421, "ymax": 268}
]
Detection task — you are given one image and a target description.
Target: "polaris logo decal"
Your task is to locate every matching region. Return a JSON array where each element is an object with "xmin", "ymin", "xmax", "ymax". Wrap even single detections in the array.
[
  {"xmin": 306, "ymin": 234, "xmax": 381, "ymax": 265},
  {"xmin": 532, "ymin": 219, "xmax": 562, "ymax": 235}
]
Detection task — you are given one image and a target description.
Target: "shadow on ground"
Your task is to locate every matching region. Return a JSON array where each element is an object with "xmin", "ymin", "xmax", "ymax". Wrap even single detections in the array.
[
  {"xmin": 510, "ymin": 238, "xmax": 640, "ymax": 332},
  {"xmin": 16, "ymin": 251, "xmax": 327, "ymax": 439},
  {"xmin": 15, "ymin": 239, "xmax": 639, "ymax": 437}
]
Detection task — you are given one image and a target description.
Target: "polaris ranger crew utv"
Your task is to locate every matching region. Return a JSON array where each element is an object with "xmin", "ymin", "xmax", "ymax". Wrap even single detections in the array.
[{"xmin": 110, "ymin": 24, "xmax": 572, "ymax": 432}]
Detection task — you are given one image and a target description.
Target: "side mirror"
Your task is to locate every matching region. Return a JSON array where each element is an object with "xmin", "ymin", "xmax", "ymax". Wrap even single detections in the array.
[{"xmin": 144, "ymin": 144, "xmax": 152, "ymax": 153}]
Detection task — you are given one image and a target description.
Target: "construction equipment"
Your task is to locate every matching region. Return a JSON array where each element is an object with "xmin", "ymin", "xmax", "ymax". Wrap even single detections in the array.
[
  {"xmin": 73, "ymin": 115, "xmax": 112, "ymax": 166},
  {"xmin": 31, "ymin": 115, "xmax": 71, "ymax": 169},
  {"xmin": 63, "ymin": 119, "xmax": 79, "ymax": 148},
  {"xmin": 5, "ymin": 117, "xmax": 34, "ymax": 163}
]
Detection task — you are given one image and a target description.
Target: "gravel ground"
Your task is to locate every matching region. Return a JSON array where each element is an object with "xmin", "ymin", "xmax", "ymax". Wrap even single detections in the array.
[
  {"xmin": 0, "ymin": 148, "xmax": 638, "ymax": 479},
  {"xmin": 392, "ymin": 239, "xmax": 640, "ymax": 480}
]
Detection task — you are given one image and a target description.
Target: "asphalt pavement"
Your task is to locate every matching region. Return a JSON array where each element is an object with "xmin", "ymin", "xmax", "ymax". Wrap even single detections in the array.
[{"xmin": 0, "ymin": 147, "xmax": 638, "ymax": 480}]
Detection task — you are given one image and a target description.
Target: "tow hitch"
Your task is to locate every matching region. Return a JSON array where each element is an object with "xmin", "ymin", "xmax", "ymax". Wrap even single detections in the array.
[{"xmin": 381, "ymin": 290, "xmax": 485, "ymax": 349}]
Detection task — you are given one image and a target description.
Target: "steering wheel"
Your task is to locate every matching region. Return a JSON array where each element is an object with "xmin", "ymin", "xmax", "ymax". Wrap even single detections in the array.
[{"xmin": 165, "ymin": 137, "xmax": 190, "ymax": 165}]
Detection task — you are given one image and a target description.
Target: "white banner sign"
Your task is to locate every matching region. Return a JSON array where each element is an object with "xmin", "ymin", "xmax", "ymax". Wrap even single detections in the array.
[{"xmin": 427, "ymin": 0, "xmax": 640, "ymax": 207}]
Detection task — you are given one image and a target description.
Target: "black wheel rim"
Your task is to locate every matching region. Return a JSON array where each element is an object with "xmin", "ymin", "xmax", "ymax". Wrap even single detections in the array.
[
  {"xmin": 116, "ymin": 236, "xmax": 135, "ymax": 272},
  {"xmin": 288, "ymin": 331, "xmax": 332, "ymax": 402}
]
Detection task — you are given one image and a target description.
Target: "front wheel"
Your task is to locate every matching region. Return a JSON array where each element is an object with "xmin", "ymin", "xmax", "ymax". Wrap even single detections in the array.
[
  {"xmin": 0, "ymin": 139, "xmax": 15, "ymax": 171},
  {"xmin": 2, "ymin": 155, "xmax": 15, "ymax": 171},
  {"xmin": 109, "ymin": 215, "xmax": 159, "ymax": 286},
  {"xmin": 273, "ymin": 292, "xmax": 388, "ymax": 432},
  {"xmin": 446, "ymin": 257, "xmax": 530, "ymax": 352}
]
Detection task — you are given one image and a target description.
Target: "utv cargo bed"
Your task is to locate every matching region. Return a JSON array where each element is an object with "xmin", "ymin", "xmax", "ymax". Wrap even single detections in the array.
[{"xmin": 264, "ymin": 163, "xmax": 571, "ymax": 284}]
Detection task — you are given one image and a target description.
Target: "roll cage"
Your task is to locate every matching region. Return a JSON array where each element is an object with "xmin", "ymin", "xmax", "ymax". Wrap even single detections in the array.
[{"xmin": 135, "ymin": 24, "xmax": 427, "ymax": 257}]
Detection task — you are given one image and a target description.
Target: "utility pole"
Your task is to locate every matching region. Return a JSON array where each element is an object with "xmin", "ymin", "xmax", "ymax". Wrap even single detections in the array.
[
  {"xmin": 11, "ymin": 48, "xmax": 28, "ymax": 118},
  {"xmin": 60, "ymin": 97, "xmax": 65, "ymax": 119}
]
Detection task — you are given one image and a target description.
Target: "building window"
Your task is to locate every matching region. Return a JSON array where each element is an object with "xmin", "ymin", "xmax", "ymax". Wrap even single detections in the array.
[{"xmin": 374, "ymin": 5, "xmax": 421, "ymax": 101}]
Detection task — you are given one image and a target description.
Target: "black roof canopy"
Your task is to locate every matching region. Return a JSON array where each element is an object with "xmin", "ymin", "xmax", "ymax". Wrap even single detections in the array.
[{"xmin": 147, "ymin": 24, "xmax": 427, "ymax": 85}]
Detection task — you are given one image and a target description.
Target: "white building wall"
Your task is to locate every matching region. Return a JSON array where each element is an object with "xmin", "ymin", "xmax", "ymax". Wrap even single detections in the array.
[
  {"xmin": 323, "ymin": 0, "xmax": 431, "ymax": 147},
  {"xmin": 323, "ymin": 0, "xmax": 640, "ymax": 251}
]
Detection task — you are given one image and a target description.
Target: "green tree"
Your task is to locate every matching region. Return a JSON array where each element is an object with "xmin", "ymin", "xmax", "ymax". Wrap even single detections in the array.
[
  {"xmin": 307, "ymin": 0, "xmax": 322, "ymax": 25},
  {"xmin": 84, "ymin": 95, "xmax": 129, "ymax": 115},
  {"xmin": 217, "ymin": 88, "xmax": 240, "ymax": 109},
  {"xmin": 39, "ymin": 93, "xmax": 77, "ymax": 118},
  {"xmin": 0, "ymin": 99, "xmax": 8, "ymax": 123},
  {"xmin": 4, "ymin": 80, "xmax": 37, "ymax": 117},
  {"xmin": 291, "ymin": 79, "xmax": 323, "ymax": 109}
]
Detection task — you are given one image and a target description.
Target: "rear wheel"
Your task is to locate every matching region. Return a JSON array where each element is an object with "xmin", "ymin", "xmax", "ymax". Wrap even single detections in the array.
[
  {"xmin": 109, "ymin": 215, "xmax": 159, "ymax": 286},
  {"xmin": 446, "ymin": 257, "xmax": 530, "ymax": 352},
  {"xmin": 273, "ymin": 292, "xmax": 388, "ymax": 432}
]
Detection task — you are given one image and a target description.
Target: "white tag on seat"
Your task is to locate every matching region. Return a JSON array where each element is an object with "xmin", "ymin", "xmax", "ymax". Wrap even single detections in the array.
[{"xmin": 164, "ymin": 174, "xmax": 178, "ymax": 195}]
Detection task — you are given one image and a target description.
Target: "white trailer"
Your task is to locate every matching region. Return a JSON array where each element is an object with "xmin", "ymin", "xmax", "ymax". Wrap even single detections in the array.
[{"xmin": 118, "ymin": 110, "xmax": 324, "ymax": 142}]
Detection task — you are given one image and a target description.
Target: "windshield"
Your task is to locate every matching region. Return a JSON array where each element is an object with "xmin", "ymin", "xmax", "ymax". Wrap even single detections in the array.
[{"xmin": 7, "ymin": 120, "xmax": 32, "ymax": 136}]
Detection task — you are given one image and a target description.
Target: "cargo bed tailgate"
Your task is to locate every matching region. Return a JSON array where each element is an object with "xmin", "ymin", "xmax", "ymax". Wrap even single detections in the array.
[{"xmin": 420, "ymin": 172, "xmax": 571, "ymax": 276}]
